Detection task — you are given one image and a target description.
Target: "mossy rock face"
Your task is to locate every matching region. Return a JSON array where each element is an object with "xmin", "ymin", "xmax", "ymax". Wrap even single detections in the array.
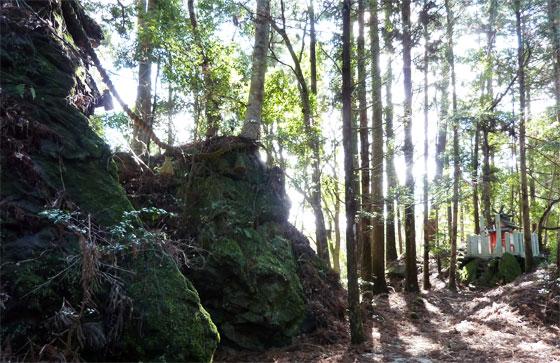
[
  {"xmin": 179, "ymin": 151, "xmax": 305, "ymax": 350},
  {"xmin": 458, "ymin": 255, "xmax": 522, "ymax": 286},
  {"xmin": 120, "ymin": 143, "xmax": 347, "ymax": 349},
  {"xmin": 459, "ymin": 258, "xmax": 481, "ymax": 284},
  {"xmin": 1, "ymin": 3, "xmax": 218, "ymax": 361},
  {"xmin": 498, "ymin": 253, "xmax": 522, "ymax": 283},
  {"xmin": 0, "ymin": 1, "xmax": 131, "ymax": 226},
  {"xmin": 1, "ymin": 227, "xmax": 84, "ymax": 354},
  {"xmin": 119, "ymin": 252, "xmax": 219, "ymax": 363}
]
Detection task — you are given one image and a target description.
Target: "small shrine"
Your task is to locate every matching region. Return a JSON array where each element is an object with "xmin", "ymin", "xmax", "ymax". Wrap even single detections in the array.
[{"xmin": 465, "ymin": 208, "xmax": 540, "ymax": 258}]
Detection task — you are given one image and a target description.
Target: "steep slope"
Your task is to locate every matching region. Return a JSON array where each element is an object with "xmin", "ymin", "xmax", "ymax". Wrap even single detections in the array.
[{"xmin": 0, "ymin": 2, "xmax": 218, "ymax": 361}]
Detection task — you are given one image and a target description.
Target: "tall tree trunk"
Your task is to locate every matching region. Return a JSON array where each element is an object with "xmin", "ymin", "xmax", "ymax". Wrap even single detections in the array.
[
  {"xmin": 383, "ymin": 0, "xmax": 399, "ymax": 263},
  {"xmin": 241, "ymin": 0, "xmax": 270, "ymax": 140},
  {"xmin": 549, "ymin": 0, "xmax": 560, "ymax": 121},
  {"xmin": 473, "ymin": 62, "xmax": 483, "ymax": 235},
  {"xmin": 481, "ymin": 0, "xmax": 497, "ymax": 227},
  {"xmin": 167, "ymin": 85, "xmax": 174, "ymax": 145},
  {"xmin": 515, "ymin": 0, "xmax": 534, "ymax": 272},
  {"xmin": 557, "ymin": 230, "xmax": 560, "ymax": 269},
  {"xmin": 357, "ymin": 0, "xmax": 372, "ymax": 284},
  {"xmin": 192, "ymin": 90, "xmax": 201, "ymax": 140},
  {"xmin": 402, "ymin": 0, "xmax": 420, "ymax": 293},
  {"xmin": 188, "ymin": 0, "xmax": 219, "ymax": 138},
  {"xmin": 434, "ymin": 23, "xmax": 450, "ymax": 275},
  {"xmin": 527, "ymin": 86, "xmax": 536, "ymax": 209},
  {"xmin": 445, "ymin": 0, "xmax": 459, "ymax": 291},
  {"xmin": 460, "ymin": 202, "xmax": 465, "ymax": 241},
  {"xmin": 369, "ymin": 0, "xmax": 388, "ymax": 293},
  {"xmin": 342, "ymin": 0, "xmax": 365, "ymax": 344},
  {"xmin": 309, "ymin": 0, "xmax": 318, "ymax": 96},
  {"xmin": 308, "ymin": 0, "xmax": 329, "ymax": 266},
  {"xmin": 472, "ymin": 121, "xmax": 481, "ymax": 234},
  {"xmin": 397, "ymin": 200, "xmax": 403, "ymax": 255},
  {"xmin": 132, "ymin": 0, "xmax": 156, "ymax": 155},
  {"xmin": 331, "ymin": 170, "xmax": 342, "ymax": 274},
  {"xmin": 422, "ymin": 5, "xmax": 431, "ymax": 290},
  {"xmin": 481, "ymin": 126, "xmax": 492, "ymax": 226},
  {"xmin": 269, "ymin": 11, "xmax": 329, "ymax": 266}
]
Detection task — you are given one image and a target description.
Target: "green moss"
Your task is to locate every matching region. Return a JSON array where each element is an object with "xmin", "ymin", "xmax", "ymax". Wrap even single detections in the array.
[
  {"xmin": 63, "ymin": 159, "xmax": 132, "ymax": 226},
  {"xmin": 182, "ymin": 152, "xmax": 306, "ymax": 349},
  {"xmin": 479, "ymin": 258, "xmax": 500, "ymax": 286},
  {"xmin": 459, "ymin": 259, "xmax": 480, "ymax": 284},
  {"xmin": 122, "ymin": 251, "xmax": 219, "ymax": 363},
  {"xmin": 2, "ymin": 5, "xmax": 218, "ymax": 361},
  {"xmin": 498, "ymin": 252, "xmax": 522, "ymax": 283}
]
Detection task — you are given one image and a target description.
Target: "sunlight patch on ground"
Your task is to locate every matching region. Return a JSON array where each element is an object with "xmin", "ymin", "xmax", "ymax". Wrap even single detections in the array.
[
  {"xmin": 518, "ymin": 340, "xmax": 556, "ymax": 353},
  {"xmin": 422, "ymin": 298, "xmax": 442, "ymax": 315},
  {"xmin": 453, "ymin": 320, "xmax": 477, "ymax": 334},
  {"xmin": 472, "ymin": 301, "xmax": 526, "ymax": 327},
  {"xmin": 401, "ymin": 335, "xmax": 442, "ymax": 357}
]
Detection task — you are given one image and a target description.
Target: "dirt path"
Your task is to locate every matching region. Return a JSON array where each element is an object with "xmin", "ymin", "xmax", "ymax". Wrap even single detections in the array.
[
  {"xmin": 364, "ymin": 275, "xmax": 559, "ymax": 362},
  {"xmin": 216, "ymin": 268, "xmax": 560, "ymax": 362}
]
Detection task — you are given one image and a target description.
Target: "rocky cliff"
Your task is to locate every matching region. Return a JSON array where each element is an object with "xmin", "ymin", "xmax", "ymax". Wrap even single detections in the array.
[
  {"xmin": 1, "ymin": 2, "xmax": 218, "ymax": 361},
  {"xmin": 119, "ymin": 138, "xmax": 347, "ymax": 351},
  {"xmin": 1, "ymin": 1, "xmax": 346, "ymax": 361}
]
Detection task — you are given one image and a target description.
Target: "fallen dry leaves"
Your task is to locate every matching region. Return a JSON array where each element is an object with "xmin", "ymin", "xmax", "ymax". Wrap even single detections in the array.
[{"xmin": 216, "ymin": 267, "xmax": 559, "ymax": 362}]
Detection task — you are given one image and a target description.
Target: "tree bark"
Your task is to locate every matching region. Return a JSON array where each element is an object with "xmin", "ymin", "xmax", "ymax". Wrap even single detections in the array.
[
  {"xmin": 549, "ymin": 0, "xmax": 560, "ymax": 122},
  {"xmin": 538, "ymin": 197, "xmax": 560, "ymax": 249},
  {"xmin": 402, "ymin": 0, "xmax": 420, "ymax": 293},
  {"xmin": 342, "ymin": 0, "xmax": 365, "ymax": 344},
  {"xmin": 434, "ymin": 12, "xmax": 450, "ymax": 274},
  {"xmin": 241, "ymin": 0, "xmax": 270, "ymax": 140},
  {"xmin": 332, "ymin": 171, "xmax": 342, "ymax": 274},
  {"xmin": 357, "ymin": 0, "xmax": 372, "ymax": 285},
  {"xmin": 397, "ymin": 202, "xmax": 403, "ymax": 255},
  {"xmin": 445, "ymin": 0, "xmax": 459, "ymax": 291},
  {"xmin": 472, "ymin": 121, "xmax": 481, "ymax": 234},
  {"xmin": 383, "ymin": 0, "xmax": 399, "ymax": 263},
  {"xmin": 422, "ymin": 3, "xmax": 431, "ymax": 290},
  {"xmin": 557, "ymin": 230, "xmax": 560, "ymax": 269},
  {"xmin": 269, "ymin": 9, "xmax": 330, "ymax": 265},
  {"xmin": 369, "ymin": 0, "xmax": 388, "ymax": 294},
  {"xmin": 308, "ymin": 0, "xmax": 329, "ymax": 266},
  {"xmin": 167, "ymin": 84, "xmax": 174, "ymax": 145},
  {"xmin": 188, "ymin": 0, "xmax": 220, "ymax": 138},
  {"xmin": 132, "ymin": 0, "xmax": 156, "ymax": 155},
  {"xmin": 515, "ymin": 0, "xmax": 534, "ymax": 272},
  {"xmin": 481, "ymin": 0, "xmax": 497, "ymax": 227}
]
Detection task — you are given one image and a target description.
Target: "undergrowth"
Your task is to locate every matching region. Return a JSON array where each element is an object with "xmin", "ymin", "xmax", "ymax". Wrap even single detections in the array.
[{"xmin": 1, "ymin": 207, "xmax": 194, "ymax": 362}]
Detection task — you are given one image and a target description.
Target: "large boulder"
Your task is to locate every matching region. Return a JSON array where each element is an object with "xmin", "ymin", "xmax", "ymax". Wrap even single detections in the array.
[
  {"xmin": 498, "ymin": 252, "xmax": 522, "ymax": 283},
  {"xmin": 459, "ymin": 254, "xmax": 522, "ymax": 287},
  {"xmin": 179, "ymin": 148, "xmax": 306, "ymax": 350},
  {"xmin": 0, "ymin": 2, "xmax": 218, "ymax": 361},
  {"xmin": 120, "ymin": 140, "xmax": 347, "ymax": 350}
]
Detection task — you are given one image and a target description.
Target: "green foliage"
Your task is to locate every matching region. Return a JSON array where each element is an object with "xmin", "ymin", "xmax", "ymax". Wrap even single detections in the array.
[
  {"xmin": 90, "ymin": 111, "xmax": 130, "ymax": 138},
  {"xmin": 550, "ymin": 237, "xmax": 558, "ymax": 265},
  {"xmin": 459, "ymin": 259, "xmax": 481, "ymax": 284},
  {"xmin": 32, "ymin": 207, "xmax": 220, "ymax": 362}
]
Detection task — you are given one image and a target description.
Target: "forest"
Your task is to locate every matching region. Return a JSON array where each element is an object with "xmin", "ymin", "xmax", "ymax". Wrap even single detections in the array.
[{"xmin": 0, "ymin": 0, "xmax": 559, "ymax": 361}]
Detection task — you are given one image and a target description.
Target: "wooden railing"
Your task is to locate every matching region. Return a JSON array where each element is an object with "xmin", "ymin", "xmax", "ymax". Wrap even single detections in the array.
[
  {"xmin": 465, "ymin": 213, "xmax": 540, "ymax": 258},
  {"xmin": 465, "ymin": 231, "xmax": 540, "ymax": 258}
]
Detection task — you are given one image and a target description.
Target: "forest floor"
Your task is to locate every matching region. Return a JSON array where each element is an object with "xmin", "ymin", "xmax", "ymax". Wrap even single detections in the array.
[{"xmin": 216, "ymin": 267, "xmax": 560, "ymax": 362}]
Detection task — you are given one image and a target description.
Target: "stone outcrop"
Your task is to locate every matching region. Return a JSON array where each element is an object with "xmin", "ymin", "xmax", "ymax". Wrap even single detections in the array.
[{"xmin": 0, "ymin": 2, "xmax": 218, "ymax": 361}]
